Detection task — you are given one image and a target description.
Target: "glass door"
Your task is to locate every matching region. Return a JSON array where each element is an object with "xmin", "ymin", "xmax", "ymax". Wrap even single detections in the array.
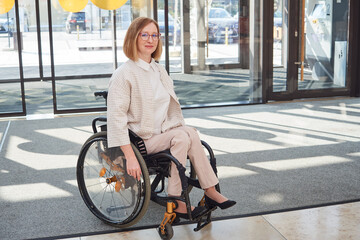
[
  {"xmin": 20, "ymin": 0, "xmax": 54, "ymax": 116},
  {"xmin": 1, "ymin": 0, "xmax": 57, "ymax": 117},
  {"xmin": 299, "ymin": 0, "xmax": 349, "ymax": 91},
  {"xmin": 51, "ymin": 1, "xmax": 114, "ymax": 113},
  {"xmin": 269, "ymin": 0, "xmax": 350, "ymax": 101},
  {"xmin": 269, "ymin": 0, "xmax": 296, "ymax": 99}
]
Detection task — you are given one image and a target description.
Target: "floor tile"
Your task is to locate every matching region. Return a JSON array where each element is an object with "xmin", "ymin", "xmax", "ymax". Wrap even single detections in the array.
[
  {"xmin": 263, "ymin": 202, "xmax": 360, "ymax": 240},
  {"xmin": 79, "ymin": 216, "xmax": 286, "ymax": 240}
]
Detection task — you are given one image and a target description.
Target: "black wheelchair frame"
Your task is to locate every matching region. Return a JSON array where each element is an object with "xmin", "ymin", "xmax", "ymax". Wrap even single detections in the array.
[{"xmin": 76, "ymin": 91, "xmax": 220, "ymax": 239}]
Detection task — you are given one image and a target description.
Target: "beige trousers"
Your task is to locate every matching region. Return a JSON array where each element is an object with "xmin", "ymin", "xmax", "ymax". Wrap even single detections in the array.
[{"xmin": 144, "ymin": 126, "xmax": 219, "ymax": 196}]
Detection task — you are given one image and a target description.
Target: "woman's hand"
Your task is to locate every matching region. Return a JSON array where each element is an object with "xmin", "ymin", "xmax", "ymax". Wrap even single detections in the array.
[
  {"xmin": 120, "ymin": 145, "xmax": 142, "ymax": 181},
  {"xmin": 126, "ymin": 155, "xmax": 142, "ymax": 181}
]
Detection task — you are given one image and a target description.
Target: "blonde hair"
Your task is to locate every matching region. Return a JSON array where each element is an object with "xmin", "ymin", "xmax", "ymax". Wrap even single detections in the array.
[{"xmin": 123, "ymin": 17, "xmax": 163, "ymax": 61}]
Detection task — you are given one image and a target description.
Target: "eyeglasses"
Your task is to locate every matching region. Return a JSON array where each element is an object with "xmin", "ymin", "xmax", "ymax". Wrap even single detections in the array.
[{"xmin": 139, "ymin": 32, "xmax": 161, "ymax": 41}]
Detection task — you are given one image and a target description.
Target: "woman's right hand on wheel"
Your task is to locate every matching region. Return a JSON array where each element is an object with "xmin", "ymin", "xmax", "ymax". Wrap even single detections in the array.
[
  {"xmin": 126, "ymin": 156, "xmax": 142, "ymax": 181},
  {"xmin": 120, "ymin": 145, "xmax": 142, "ymax": 181}
]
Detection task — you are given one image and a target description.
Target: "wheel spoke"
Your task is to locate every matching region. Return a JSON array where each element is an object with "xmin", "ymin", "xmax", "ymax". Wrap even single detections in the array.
[
  {"xmin": 109, "ymin": 184, "xmax": 121, "ymax": 219},
  {"xmin": 89, "ymin": 183, "xmax": 109, "ymax": 200},
  {"xmin": 84, "ymin": 159, "xmax": 104, "ymax": 176},
  {"xmin": 85, "ymin": 181, "xmax": 105, "ymax": 188}
]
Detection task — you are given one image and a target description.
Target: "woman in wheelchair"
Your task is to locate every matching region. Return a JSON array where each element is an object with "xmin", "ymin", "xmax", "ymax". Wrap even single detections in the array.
[{"xmin": 106, "ymin": 17, "xmax": 236, "ymax": 221}]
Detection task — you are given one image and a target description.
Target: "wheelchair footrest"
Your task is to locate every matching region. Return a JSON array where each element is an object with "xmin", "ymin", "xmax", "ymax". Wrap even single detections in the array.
[{"xmin": 193, "ymin": 210, "xmax": 213, "ymax": 232}]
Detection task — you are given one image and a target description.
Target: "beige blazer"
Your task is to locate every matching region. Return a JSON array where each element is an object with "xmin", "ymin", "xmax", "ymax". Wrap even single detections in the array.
[{"xmin": 107, "ymin": 59, "xmax": 185, "ymax": 148}]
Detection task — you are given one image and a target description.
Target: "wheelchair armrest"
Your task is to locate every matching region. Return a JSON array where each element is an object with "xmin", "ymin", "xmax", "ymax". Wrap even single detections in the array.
[{"xmin": 92, "ymin": 117, "xmax": 107, "ymax": 133}]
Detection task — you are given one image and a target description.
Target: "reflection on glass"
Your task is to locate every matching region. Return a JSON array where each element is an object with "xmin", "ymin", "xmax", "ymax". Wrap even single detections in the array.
[
  {"xmin": 15, "ymin": 0, "xmax": 41, "ymax": 79},
  {"xmin": 190, "ymin": 1, "xmax": 240, "ymax": 67},
  {"xmin": 0, "ymin": 82, "xmax": 23, "ymax": 114},
  {"xmin": 300, "ymin": 0, "xmax": 348, "ymax": 90},
  {"xmin": 156, "ymin": 0, "xmax": 182, "ymax": 73},
  {"xmin": 51, "ymin": 1, "xmax": 114, "ymax": 77},
  {"xmin": 168, "ymin": 0, "xmax": 257, "ymax": 107},
  {"xmin": 55, "ymin": 78, "xmax": 109, "ymax": 110},
  {"xmin": 0, "ymin": 9, "xmax": 23, "ymax": 114},
  {"xmin": 272, "ymin": 0, "xmax": 287, "ymax": 92},
  {"xmin": 0, "ymin": 0, "xmax": 265, "ymax": 114},
  {"xmin": 0, "ymin": 9, "xmax": 18, "ymax": 80},
  {"xmin": 116, "ymin": 3, "xmax": 131, "ymax": 67},
  {"xmin": 54, "ymin": 0, "xmax": 153, "ymax": 110}
]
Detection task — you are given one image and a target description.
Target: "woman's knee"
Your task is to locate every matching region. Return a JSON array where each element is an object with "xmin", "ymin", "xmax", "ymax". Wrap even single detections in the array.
[
  {"xmin": 183, "ymin": 126, "xmax": 200, "ymax": 141},
  {"xmin": 170, "ymin": 129, "xmax": 190, "ymax": 149}
]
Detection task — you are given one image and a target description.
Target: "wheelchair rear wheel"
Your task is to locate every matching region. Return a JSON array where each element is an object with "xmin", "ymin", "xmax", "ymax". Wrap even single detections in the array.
[{"xmin": 77, "ymin": 131, "xmax": 151, "ymax": 228}]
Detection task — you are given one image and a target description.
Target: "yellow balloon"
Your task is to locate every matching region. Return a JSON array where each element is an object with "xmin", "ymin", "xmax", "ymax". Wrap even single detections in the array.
[
  {"xmin": 59, "ymin": 0, "xmax": 88, "ymax": 13},
  {"xmin": 91, "ymin": 0, "xmax": 128, "ymax": 11},
  {"xmin": 0, "ymin": 0, "xmax": 15, "ymax": 15}
]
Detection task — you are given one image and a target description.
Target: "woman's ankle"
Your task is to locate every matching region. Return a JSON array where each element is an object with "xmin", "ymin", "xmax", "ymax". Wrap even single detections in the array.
[
  {"xmin": 174, "ymin": 200, "xmax": 194, "ymax": 213},
  {"xmin": 204, "ymin": 188, "xmax": 228, "ymax": 203}
]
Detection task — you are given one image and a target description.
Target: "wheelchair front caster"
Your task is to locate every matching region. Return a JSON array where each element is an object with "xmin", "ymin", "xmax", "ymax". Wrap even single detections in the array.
[{"xmin": 158, "ymin": 223, "xmax": 174, "ymax": 240}]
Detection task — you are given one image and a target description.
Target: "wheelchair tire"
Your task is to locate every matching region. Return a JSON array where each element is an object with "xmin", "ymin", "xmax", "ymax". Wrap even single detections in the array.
[
  {"xmin": 77, "ymin": 131, "xmax": 151, "ymax": 228},
  {"xmin": 158, "ymin": 223, "xmax": 173, "ymax": 240}
]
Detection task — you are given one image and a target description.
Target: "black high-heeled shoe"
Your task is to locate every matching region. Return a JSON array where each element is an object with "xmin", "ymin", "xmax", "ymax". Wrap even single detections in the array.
[
  {"xmin": 174, "ymin": 206, "xmax": 207, "ymax": 221},
  {"xmin": 205, "ymin": 195, "xmax": 236, "ymax": 210}
]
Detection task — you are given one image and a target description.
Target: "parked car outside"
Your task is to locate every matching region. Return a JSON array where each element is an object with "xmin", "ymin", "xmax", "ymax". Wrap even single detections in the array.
[
  {"xmin": 0, "ymin": 18, "xmax": 14, "ymax": 37},
  {"xmin": 65, "ymin": 12, "xmax": 87, "ymax": 34},
  {"xmin": 157, "ymin": 10, "xmax": 181, "ymax": 45},
  {"xmin": 208, "ymin": 8, "xmax": 238, "ymax": 44}
]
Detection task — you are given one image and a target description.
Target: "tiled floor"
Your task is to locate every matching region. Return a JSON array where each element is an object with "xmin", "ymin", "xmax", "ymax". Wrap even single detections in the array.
[{"xmin": 61, "ymin": 201, "xmax": 360, "ymax": 240}]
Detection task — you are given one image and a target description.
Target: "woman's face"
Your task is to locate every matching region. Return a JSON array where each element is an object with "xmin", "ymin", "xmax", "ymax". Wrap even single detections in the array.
[{"xmin": 137, "ymin": 22, "xmax": 159, "ymax": 62}]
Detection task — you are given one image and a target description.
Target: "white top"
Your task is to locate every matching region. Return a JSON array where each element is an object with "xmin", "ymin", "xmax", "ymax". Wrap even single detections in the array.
[
  {"xmin": 107, "ymin": 59, "xmax": 185, "ymax": 147},
  {"xmin": 135, "ymin": 59, "xmax": 170, "ymax": 135}
]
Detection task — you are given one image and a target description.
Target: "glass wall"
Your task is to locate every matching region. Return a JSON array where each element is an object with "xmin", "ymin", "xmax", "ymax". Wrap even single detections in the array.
[
  {"xmin": 51, "ymin": 1, "xmax": 114, "ymax": 77},
  {"xmin": 0, "ymin": 8, "xmax": 18, "ymax": 81},
  {"xmin": 170, "ymin": 0, "xmax": 259, "ymax": 107},
  {"xmin": 116, "ymin": 2, "xmax": 131, "ymax": 68},
  {"xmin": 1, "ymin": 0, "xmax": 354, "ymax": 117},
  {"xmin": 156, "ymin": 0, "xmax": 183, "ymax": 72},
  {"xmin": 189, "ymin": 0, "xmax": 240, "ymax": 66},
  {"xmin": 0, "ymin": 6, "xmax": 23, "ymax": 114},
  {"xmin": 54, "ymin": 0, "xmax": 153, "ymax": 112},
  {"xmin": 0, "ymin": 82, "xmax": 23, "ymax": 114},
  {"xmin": 1, "ymin": 0, "xmax": 263, "ymax": 115}
]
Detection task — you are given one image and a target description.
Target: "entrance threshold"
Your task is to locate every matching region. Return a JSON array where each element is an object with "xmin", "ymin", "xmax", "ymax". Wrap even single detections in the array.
[{"xmin": 26, "ymin": 113, "xmax": 55, "ymax": 120}]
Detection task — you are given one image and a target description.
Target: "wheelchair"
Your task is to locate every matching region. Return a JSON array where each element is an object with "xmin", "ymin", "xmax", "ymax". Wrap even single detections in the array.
[{"xmin": 77, "ymin": 91, "xmax": 220, "ymax": 239}]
